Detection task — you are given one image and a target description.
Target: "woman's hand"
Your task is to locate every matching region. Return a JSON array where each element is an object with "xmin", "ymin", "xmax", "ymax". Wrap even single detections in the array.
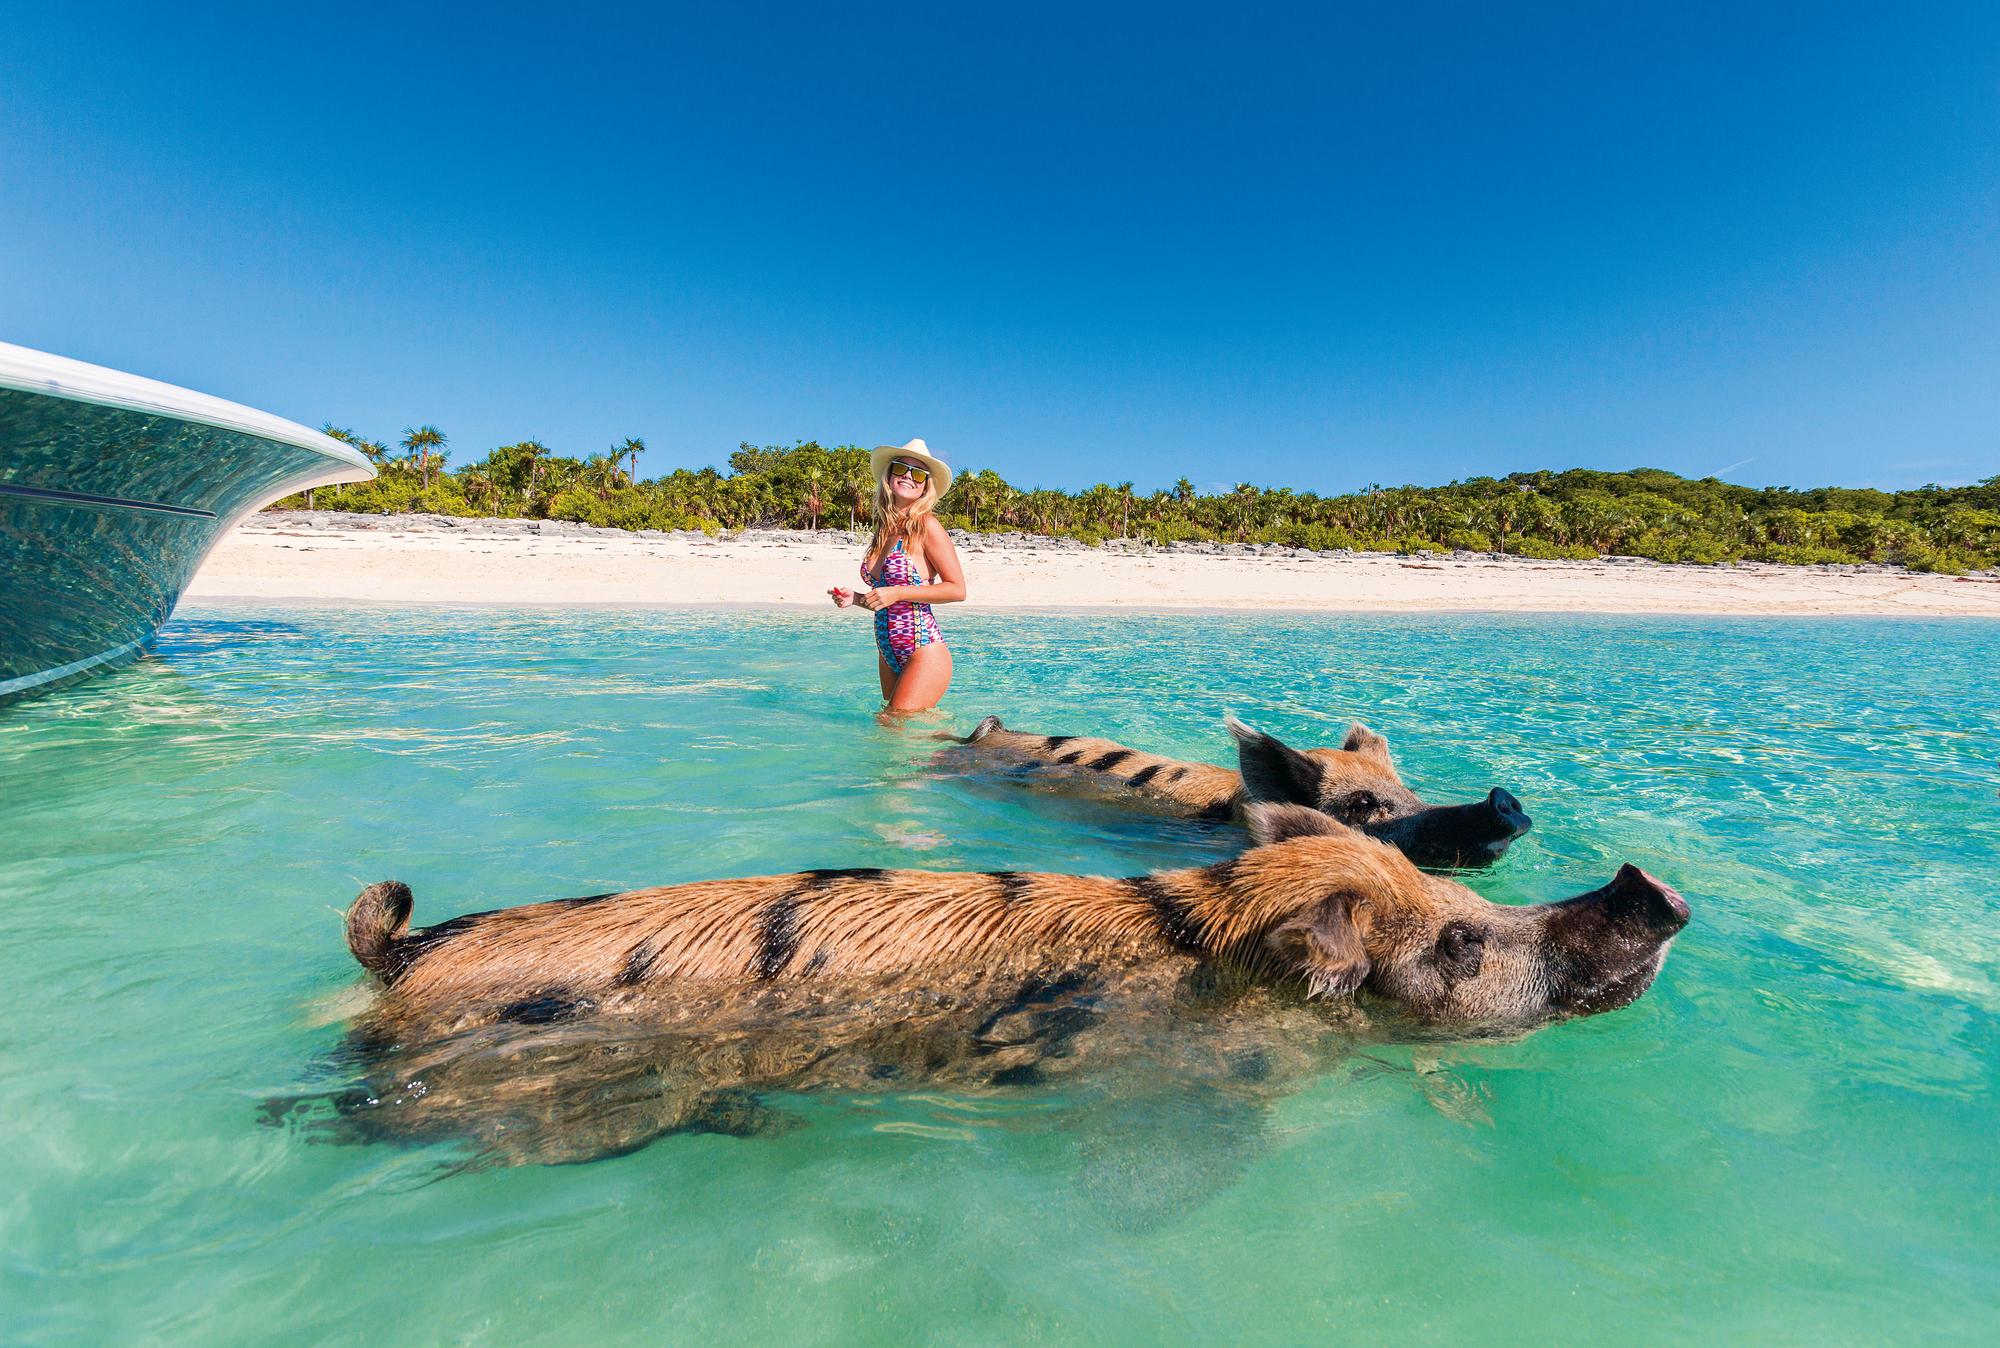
[
  {"xmin": 857, "ymin": 587, "xmax": 899, "ymax": 612},
  {"xmin": 828, "ymin": 586, "xmax": 857, "ymax": 608}
]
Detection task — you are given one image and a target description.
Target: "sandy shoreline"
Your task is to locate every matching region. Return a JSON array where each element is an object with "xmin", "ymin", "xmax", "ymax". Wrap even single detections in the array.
[{"xmin": 183, "ymin": 512, "xmax": 2000, "ymax": 617}]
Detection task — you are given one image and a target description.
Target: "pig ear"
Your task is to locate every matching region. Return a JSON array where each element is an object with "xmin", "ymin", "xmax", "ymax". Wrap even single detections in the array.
[
  {"xmin": 1243, "ymin": 801, "xmax": 1347, "ymax": 848},
  {"xmin": 1341, "ymin": 723, "xmax": 1392, "ymax": 760},
  {"xmin": 1227, "ymin": 716, "xmax": 1326, "ymax": 805},
  {"xmin": 1266, "ymin": 894, "xmax": 1370, "ymax": 998}
]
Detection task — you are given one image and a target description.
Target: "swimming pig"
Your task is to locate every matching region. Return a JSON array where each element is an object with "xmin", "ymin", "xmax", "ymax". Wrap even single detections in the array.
[
  {"xmin": 951, "ymin": 714, "xmax": 1532, "ymax": 869},
  {"xmin": 342, "ymin": 803, "xmax": 1673, "ymax": 1032},
  {"xmin": 299, "ymin": 806, "xmax": 1684, "ymax": 1165}
]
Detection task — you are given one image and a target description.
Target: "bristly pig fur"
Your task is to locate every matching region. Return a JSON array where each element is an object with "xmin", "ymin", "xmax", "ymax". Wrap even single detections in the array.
[
  {"xmin": 315, "ymin": 807, "xmax": 1685, "ymax": 1164},
  {"xmin": 345, "ymin": 805, "xmax": 1677, "ymax": 1033}
]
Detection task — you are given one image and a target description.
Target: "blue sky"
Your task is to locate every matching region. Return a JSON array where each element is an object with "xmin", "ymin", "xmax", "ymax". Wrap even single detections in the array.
[{"xmin": 3, "ymin": 1, "xmax": 1995, "ymax": 493}]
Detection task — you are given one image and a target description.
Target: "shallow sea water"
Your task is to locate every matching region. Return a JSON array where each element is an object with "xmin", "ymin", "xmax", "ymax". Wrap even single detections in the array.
[{"xmin": 2, "ymin": 603, "xmax": 1995, "ymax": 1344}]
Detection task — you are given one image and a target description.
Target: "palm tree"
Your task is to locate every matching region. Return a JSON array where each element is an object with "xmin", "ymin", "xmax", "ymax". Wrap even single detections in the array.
[
  {"xmin": 948, "ymin": 472, "xmax": 988, "ymax": 532},
  {"xmin": 1076, "ymin": 483, "xmax": 1119, "ymax": 533},
  {"xmin": 845, "ymin": 465, "xmax": 873, "ymax": 530},
  {"xmin": 322, "ymin": 426, "xmax": 388, "ymax": 468},
  {"xmin": 1474, "ymin": 494, "xmax": 1521, "ymax": 554},
  {"xmin": 522, "ymin": 441, "xmax": 550, "ymax": 507},
  {"xmin": 1560, "ymin": 493, "xmax": 1619, "ymax": 551},
  {"xmin": 619, "ymin": 436, "xmax": 646, "ymax": 487},
  {"xmin": 990, "ymin": 478, "xmax": 1021, "ymax": 530},
  {"xmin": 1931, "ymin": 505, "xmax": 2000, "ymax": 553},
  {"xmin": 1515, "ymin": 492, "xmax": 1561, "ymax": 546},
  {"xmin": 582, "ymin": 453, "xmax": 622, "ymax": 500},
  {"xmin": 1232, "ymin": 483, "xmax": 1260, "ymax": 539},
  {"xmin": 1421, "ymin": 495, "xmax": 1467, "ymax": 544},
  {"xmin": 1380, "ymin": 486, "xmax": 1426, "ymax": 536},
  {"xmin": 316, "ymin": 425, "xmax": 380, "ymax": 508},
  {"xmin": 1117, "ymin": 481, "xmax": 1135, "ymax": 538},
  {"xmin": 463, "ymin": 470, "xmax": 500, "ymax": 516},
  {"xmin": 1021, "ymin": 489, "xmax": 1063, "ymax": 533},
  {"xmin": 401, "ymin": 425, "xmax": 447, "ymax": 488},
  {"xmin": 313, "ymin": 425, "xmax": 351, "ymax": 509}
]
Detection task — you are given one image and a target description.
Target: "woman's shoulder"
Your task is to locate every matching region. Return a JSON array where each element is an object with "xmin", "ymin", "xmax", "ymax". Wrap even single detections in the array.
[{"xmin": 919, "ymin": 515, "xmax": 953, "ymax": 544}]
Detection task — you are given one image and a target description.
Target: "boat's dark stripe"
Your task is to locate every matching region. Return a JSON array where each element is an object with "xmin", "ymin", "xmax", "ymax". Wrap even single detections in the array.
[{"xmin": 0, "ymin": 481, "xmax": 217, "ymax": 519}]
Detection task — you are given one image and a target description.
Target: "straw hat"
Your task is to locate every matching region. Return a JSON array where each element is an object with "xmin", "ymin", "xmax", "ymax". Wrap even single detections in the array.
[{"xmin": 870, "ymin": 438, "xmax": 953, "ymax": 498}]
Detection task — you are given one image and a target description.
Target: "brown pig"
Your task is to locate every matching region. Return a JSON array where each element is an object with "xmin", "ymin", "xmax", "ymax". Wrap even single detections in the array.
[
  {"xmin": 949, "ymin": 714, "xmax": 1532, "ymax": 869},
  {"xmin": 304, "ymin": 807, "xmax": 1685, "ymax": 1164},
  {"xmin": 343, "ymin": 804, "xmax": 1677, "ymax": 1032}
]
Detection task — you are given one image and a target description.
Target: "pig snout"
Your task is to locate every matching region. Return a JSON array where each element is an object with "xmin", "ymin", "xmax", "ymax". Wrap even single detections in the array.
[
  {"xmin": 1598, "ymin": 863, "xmax": 1690, "ymax": 935},
  {"xmin": 1387, "ymin": 788, "xmax": 1533, "ymax": 866},
  {"xmin": 1444, "ymin": 787, "xmax": 1533, "ymax": 851},
  {"xmin": 1539, "ymin": 865, "xmax": 1690, "ymax": 1017},
  {"xmin": 1483, "ymin": 788, "xmax": 1531, "ymax": 842},
  {"xmin": 1550, "ymin": 863, "xmax": 1691, "ymax": 939}
]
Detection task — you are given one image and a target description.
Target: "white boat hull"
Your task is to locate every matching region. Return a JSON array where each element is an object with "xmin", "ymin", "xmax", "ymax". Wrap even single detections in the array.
[{"xmin": 0, "ymin": 342, "xmax": 373, "ymax": 700}]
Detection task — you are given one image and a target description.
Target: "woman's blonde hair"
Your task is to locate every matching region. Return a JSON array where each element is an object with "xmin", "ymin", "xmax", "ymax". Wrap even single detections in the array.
[{"xmin": 869, "ymin": 465, "xmax": 940, "ymax": 572}]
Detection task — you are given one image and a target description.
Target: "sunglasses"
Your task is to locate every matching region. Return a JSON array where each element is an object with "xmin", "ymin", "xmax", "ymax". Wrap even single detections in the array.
[{"xmin": 886, "ymin": 460, "xmax": 932, "ymax": 485}]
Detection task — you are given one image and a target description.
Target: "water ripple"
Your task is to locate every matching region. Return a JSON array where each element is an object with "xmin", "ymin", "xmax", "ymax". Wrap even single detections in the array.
[{"xmin": 1, "ymin": 605, "xmax": 1995, "ymax": 1342}]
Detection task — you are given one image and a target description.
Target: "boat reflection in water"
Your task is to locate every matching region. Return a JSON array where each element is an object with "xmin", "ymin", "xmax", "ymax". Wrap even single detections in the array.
[{"xmin": 0, "ymin": 341, "xmax": 372, "ymax": 702}]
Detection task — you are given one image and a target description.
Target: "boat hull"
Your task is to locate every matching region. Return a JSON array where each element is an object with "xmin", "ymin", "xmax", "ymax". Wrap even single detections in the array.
[{"xmin": 0, "ymin": 349, "xmax": 372, "ymax": 702}]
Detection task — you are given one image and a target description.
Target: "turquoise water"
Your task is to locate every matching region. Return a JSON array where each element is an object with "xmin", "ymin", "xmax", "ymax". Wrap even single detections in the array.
[{"xmin": 3, "ymin": 604, "xmax": 1996, "ymax": 1343}]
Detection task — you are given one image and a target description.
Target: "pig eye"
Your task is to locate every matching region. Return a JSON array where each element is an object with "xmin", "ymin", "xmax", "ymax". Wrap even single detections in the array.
[
  {"xmin": 1434, "ymin": 921, "xmax": 1487, "ymax": 983},
  {"xmin": 1338, "ymin": 791, "xmax": 1383, "ymax": 818}
]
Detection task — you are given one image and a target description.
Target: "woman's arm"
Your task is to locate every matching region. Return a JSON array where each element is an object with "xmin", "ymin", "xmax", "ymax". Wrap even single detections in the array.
[{"xmin": 860, "ymin": 519, "xmax": 967, "ymax": 609}]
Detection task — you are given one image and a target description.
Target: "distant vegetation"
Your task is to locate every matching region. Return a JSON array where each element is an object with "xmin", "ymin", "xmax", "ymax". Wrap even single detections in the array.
[{"xmin": 279, "ymin": 429, "xmax": 2000, "ymax": 573}]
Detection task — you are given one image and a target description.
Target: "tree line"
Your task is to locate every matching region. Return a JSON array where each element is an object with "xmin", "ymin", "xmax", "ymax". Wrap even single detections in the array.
[{"xmin": 281, "ymin": 427, "xmax": 2000, "ymax": 573}]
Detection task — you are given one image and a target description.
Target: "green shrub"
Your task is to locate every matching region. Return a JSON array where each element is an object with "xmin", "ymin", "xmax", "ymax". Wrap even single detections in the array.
[
  {"xmin": 325, "ymin": 477, "xmax": 426, "ymax": 515},
  {"xmin": 1258, "ymin": 522, "xmax": 1360, "ymax": 551},
  {"xmin": 1755, "ymin": 544, "xmax": 1858, "ymax": 566},
  {"xmin": 547, "ymin": 489, "xmax": 610, "ymax": 526},
  {"xmin": 1505, "ymin": 537, "xmax": 1594, "ymax": 560},
  {"xmin": 412, "ymin": 485, "xmax": 476, "ymax": 517},
  {"xmin": 1901, "ymin": 545, "xmax": 1972, "ymax": 575},
  {"xmin": 245, "ymin": 442, "xmax": 2000, "ymax": 571},
  {"xmin": 1625, "ymin": 531, "xmax": 1740, "ymax": 565}
]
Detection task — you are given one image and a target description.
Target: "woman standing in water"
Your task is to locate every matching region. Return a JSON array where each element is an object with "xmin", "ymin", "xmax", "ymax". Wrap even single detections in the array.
[{"xmin": 829, "ymin": 439, "xmax": 965, "ymax": 712}]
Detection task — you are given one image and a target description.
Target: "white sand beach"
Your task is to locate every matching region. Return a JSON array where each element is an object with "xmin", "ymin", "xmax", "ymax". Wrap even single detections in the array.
[{"xmin": 184, "ymin": 512, "xmax": 2000, "ymax": 616}]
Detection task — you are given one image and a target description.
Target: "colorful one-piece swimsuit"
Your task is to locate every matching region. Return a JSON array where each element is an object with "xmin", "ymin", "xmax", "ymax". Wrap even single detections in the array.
[{"xmin": 865, "ymin": 539, "xmax": 944, "ymax": 674}]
